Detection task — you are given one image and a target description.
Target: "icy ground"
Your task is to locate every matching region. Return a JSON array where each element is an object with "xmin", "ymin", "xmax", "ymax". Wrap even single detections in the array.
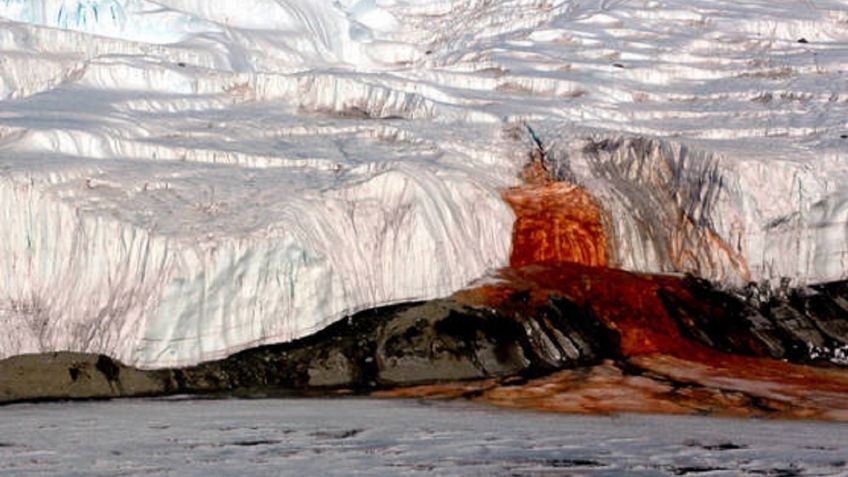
[
  {"xmin": 1, "ymin": 0, "xmax": 847, "ymax": 367},
  {"xmin": 1, "ymin": 398, "xmax": 847, "ymax": 476}
]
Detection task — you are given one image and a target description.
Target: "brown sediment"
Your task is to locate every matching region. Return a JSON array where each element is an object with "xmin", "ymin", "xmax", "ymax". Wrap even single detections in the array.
[
  {"xmin": 505, "ymin": 353, "xmax": 848, "ymax": 420},
  {"xmin": 630, "ymin": 354, "xmax": 848, "ymax": 420},
  {"xmin": 377, "ymin": 356, "xmax": 848, "ymax": 421}
]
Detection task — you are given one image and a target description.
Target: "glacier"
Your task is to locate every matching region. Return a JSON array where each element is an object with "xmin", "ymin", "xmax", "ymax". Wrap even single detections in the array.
[{"xmin": 0, "ymin": 0, "xmax": 846, "ymax": 368}]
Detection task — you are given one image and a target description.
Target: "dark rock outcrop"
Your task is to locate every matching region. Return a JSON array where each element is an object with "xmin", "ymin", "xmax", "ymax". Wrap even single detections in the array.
[
  {"xmin": 0, "ymin": 293, "xmax": 614, "ymax": 403},
  {"xmin": 662, "ymin": 276, "xmax": 848, "ymax": 366},
  {"xmin": 179, "ymin": 293, "xmax": 615, "ymax": 394},
  {"xmin": 0, "ymin": 353, "xmax": 171, "ymax": 403}
]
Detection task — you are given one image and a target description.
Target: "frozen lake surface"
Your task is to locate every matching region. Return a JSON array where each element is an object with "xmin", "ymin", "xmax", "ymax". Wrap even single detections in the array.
[{"xmin": 1, "ymin": 398, "xmax": 846, "ymax": 476}]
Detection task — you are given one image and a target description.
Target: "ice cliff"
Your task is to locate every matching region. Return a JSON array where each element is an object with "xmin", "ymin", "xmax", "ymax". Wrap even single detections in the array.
[{"xmin": 0, "ymin": 0, "xmax": 846, "ymax": 367}]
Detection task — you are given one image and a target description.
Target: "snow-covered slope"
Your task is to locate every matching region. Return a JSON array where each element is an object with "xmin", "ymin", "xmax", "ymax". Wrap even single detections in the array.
[{"xmin": 0, "ymin": 0, "xmax": 846, "ymax": 367}]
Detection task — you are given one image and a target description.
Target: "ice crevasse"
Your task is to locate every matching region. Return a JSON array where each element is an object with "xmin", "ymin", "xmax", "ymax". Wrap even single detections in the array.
[{"xmin": 0, "ymin": 0, "xmax": 847, "ymax": 367}]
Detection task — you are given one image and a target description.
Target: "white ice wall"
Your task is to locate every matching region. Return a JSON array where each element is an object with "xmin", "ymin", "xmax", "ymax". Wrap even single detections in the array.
[
  {"xmin": 0, "ymin": 147, "xmax": 514, "ymax": 368},
  {"xmin": 1, "ymin": 0, "xmax": 846, "ymax": 366}
]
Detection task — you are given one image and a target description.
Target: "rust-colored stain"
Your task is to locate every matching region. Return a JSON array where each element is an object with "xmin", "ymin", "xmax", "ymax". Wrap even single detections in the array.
[
  {"xmin": 377, "ymin": 356, "xmax": 848, "ymax": 421},
  {"xmin": 503, "ymin": 159, "xmax": 608, "ymax": 268},
  {"xmin": 670, "ymin": 211, "xmax": 752, "ymax": 283},
  {"xmin": 456, "ymin": 264, "xmax": 695, "ymax": 357},
  {"xmin": 505, "ymin": 183, "xmax": 608, "ymax": 268}
]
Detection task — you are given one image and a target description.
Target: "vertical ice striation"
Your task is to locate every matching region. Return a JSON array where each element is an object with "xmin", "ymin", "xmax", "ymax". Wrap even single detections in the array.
[
  {"xmin": 0, "ymin": 129, "xmax": 516, "ymax": 368},
  {"xmin": 1, "ymin": 0, "xmax": 847, "ymax": 367},
  {"xmin": 534, "ymin": 129, "xmax": 848, "ymax": 287}
]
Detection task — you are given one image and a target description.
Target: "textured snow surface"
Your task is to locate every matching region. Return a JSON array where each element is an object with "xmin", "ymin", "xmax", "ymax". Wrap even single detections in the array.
[
  {"xmin": 1, "ymin": 0, "xmax": 847, "ymax": 366},
  {"xmin": 1, "ymin": 398, "xmax": 847, "ymax": 476}
]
